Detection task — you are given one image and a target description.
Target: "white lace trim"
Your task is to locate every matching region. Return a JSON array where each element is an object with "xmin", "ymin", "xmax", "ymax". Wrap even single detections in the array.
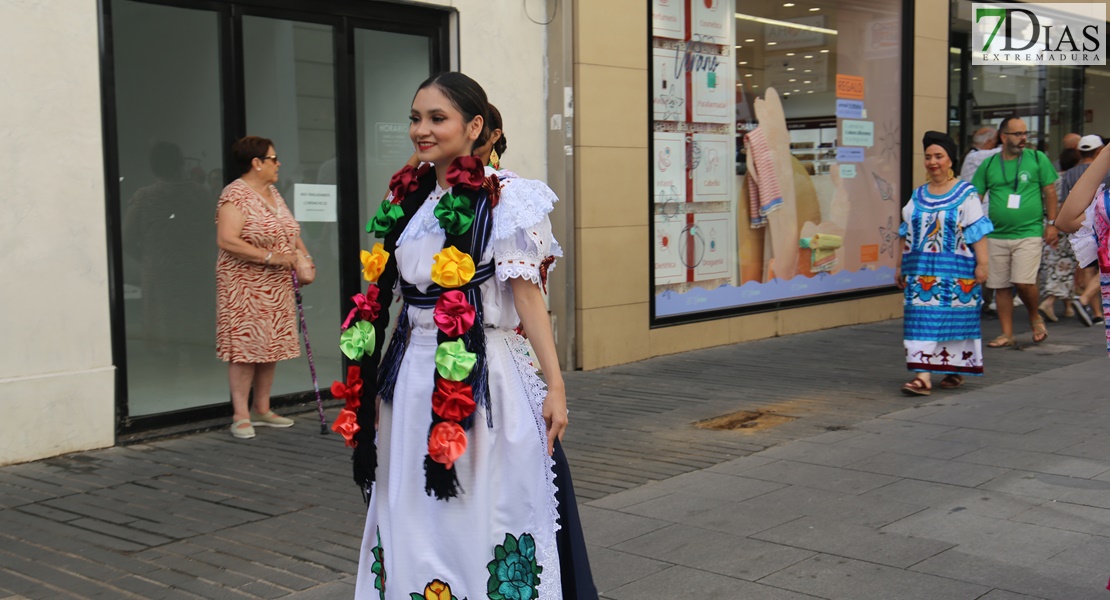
[
  {"xmin": 503, "ymin": 334, "xmax": 562, "ymax": 600},
  {"xmin": 1072, "ymin": 201, "xmax": 1100, "ymax": 268},
  {"xmin": 494, "ymin": 178, "xmax": 559, "ymax": 241},
  {"xmin": 395, "ymin": 185, "xmax": 446, "ymax": 247}
]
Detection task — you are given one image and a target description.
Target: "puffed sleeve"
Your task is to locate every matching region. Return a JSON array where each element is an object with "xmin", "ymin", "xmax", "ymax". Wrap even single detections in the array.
[
  {"xmin": 960, "ymin": 187, "xmax": 994, "ymax": 244},
  {"xmin": 491, "ymin": 176, "xmax": 564, "ymax": 288}
]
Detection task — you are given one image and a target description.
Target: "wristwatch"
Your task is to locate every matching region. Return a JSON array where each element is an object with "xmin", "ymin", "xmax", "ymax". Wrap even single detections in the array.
[{"xmin": 1047, "ymin": 220, "xmax": 1056, "ymax": 226}]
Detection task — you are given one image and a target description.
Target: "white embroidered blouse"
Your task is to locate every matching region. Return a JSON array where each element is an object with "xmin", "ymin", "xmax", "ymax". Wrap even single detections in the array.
[{"xmin": 393, "ymin": 167, "xmax": 562, "ymax": 333}]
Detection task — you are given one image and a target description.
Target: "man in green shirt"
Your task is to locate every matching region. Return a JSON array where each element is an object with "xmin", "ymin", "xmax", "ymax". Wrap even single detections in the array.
[{"xmin": 971, "ymin": 116, "xmax": 1058, "ymax": 346}]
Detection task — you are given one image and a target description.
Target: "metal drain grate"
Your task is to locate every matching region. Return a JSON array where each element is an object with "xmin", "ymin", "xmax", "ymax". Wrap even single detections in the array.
[{"xmin": 694, "ymin": 410, "xmax": 798, "ymax": 432}]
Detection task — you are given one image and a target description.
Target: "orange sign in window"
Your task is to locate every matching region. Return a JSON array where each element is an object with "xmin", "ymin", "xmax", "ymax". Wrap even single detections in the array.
[
  {"xmin": 860, "ymin": 244, "xmax": 879, "ymax": 263},
  {"xmin": 836, "ymin": 74, "xmax": 865, "ymax": 100}
]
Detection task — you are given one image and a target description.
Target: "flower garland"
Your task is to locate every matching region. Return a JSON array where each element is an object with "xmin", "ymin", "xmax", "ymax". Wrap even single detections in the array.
[{"xmin": 335, "ymin": 156, "xmax": 497, "ymax": 502}]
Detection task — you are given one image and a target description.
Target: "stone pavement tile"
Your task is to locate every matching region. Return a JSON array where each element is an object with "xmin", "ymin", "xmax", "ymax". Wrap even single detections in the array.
[
  {"xmin": 106, "ymin": 574, "xmax": 197, "ymax": 600},
  {"xmin": 1057, "ymin": 437, "xmax": 1110, "ymax": 461},
  {"xmin": 643, "ymin": 471, "xmax": 786, "ymax": 503},
  {"xmin": 740, "ymin": 460, "xmax": 900, "ymax": 495},
  {"xmin": 837, "ymin": 431, "xmax": 983, "ymax": 459},
  {"xmin": 935, "ymin": 424, "xmax": 1101, "ymax": 454},
  {"xmin": 860, "ymin": 478, "xmax": 1044, "ymax": 519},
  {"xmin": 882, "ymin": 508, "xmax": 1091, "ymax": 566},
  {"xmin": 1045, "ymin": 536, "xmax": 1110, "ymax": 573},
  {"xmin": 797, "ymin": 429, "xmax": 869, "ymax": 445},
  {"xmin": 852, "ymin": 419, "xmax": 957, "ymax": 438},
  {"xmin": 758, "ymin": 554, "xmax": 989, "ymax": 600},
  {"xmin": 1010, "ymin": 500, "xmax": 1110, "ymax": 536},
  {"xmin": 579, "ymin": 505, "xmax": 672, "ymax": 548},
  {"xmin": 956, "ymin": 446, "xmax": 1110, "ymax": 479},
  {"xmin": 980, "ymin": 471, "xmax": 1110, "ymax": 509},
  {"xmin": 0, "ymin": 549, "xmax": 135, "ymax": 599},
  {"xmin": 282, "ymin": 577, "xmax": 356, "ymax": 600},
  {"xmin": 605, "ymin": 565, "xmax": 824, "ymax": 600},
  {"xmin": 846, "ymin": 452, "xmax": 1011, "ymax": 487},
  {"xmin": 891, "ymin": 406, "xmax": 1043, "ymax": 434},
  {"xmin": 586, "ymin": 481, "xmax": 679, "ymax": 511},
  {"xmin": 618, "ymin": 490, "xmax": 803, "ymax": 538},
  {"xmin": 736, "ymin": 485, "xmax": 925, "ymax": 528},
  {"xmin": 611, "ymin": 523, "xmax": 814, "ymax": 581},
  {"xmin": 0, "ymin": 509, "xmax": 147, "ymax": 553},
  {"xmin": 878, "ymin": 403, "xmax": 959, "ymax": 422},
  {"xmin": 754, "ymin": 440, "xmax": 884, "ymax": 468},
  {"xmin": 751, "ymin": 515, "xmax": 953, "ymax": 568},
  {"xmin": 585, "ymin": 544, "xmax": 671, "ymax": 595},
  {"xmin": 978, "ymin": 590, "xmax": 1046, "ymax": 600},
  {"xmin": 704, "ymin": 455, "xmax": 780, "ymax": 476},
  {"xmin": 911, "ymin": 548, "xmax": 1106, "ymax": 600}
]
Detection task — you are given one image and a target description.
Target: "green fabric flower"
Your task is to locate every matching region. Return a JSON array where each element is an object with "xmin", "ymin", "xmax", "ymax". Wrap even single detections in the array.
[
  {"xmin": 371, "ymin": 528, "xmax": 385, "ymax": 600},
  {"xmin": 433, "ymin": 192, "xmax": 475, "ymax": 236},
  {"xmin": 434, "ymin": 339, "xmax": 477, "ymax": 381},
  {"xmin": 486, "ymin": 532, "xmax": 542, "ymax": 600},
  {"xmin": 340, "ymin": 320, "xmax": 376, "ymax": 361},
  {"xmin": 367, "ymin": 200, "xmax": 405, "ymax": 236}
]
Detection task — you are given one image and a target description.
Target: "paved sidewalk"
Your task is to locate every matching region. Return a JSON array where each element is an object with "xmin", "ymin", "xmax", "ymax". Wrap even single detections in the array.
[{"xmin": 2, "ymin": 312, "xmax": 1109, "ymax": 599}]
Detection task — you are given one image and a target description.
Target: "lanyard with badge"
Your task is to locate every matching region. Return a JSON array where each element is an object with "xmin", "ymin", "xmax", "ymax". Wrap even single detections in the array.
[{"xmin": 1002, "ymin": 151, "xmax": 1023, "ymax": 209}]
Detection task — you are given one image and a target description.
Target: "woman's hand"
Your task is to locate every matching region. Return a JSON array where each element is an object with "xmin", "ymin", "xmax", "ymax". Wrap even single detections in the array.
[
  {"xmin": 542, "ymin": 384, "xmax": 568, "ymax": 456},
  {"xmin": 975, "ymin": 264, "xmax": 988, "ymax": 284},
  {"xmin": 273, "ymin": 252, "xmax": 297, "ymax": 269}
]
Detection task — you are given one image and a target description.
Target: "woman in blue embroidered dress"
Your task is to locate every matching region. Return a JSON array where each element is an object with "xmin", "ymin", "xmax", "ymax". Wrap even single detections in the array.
[
  {"xmin": 340, "ymin": 73, "xmax": 594, "ymax": 600},
  {"xmin": 896, "ymin": 131, "xmax": 993, "ymax": 395}
]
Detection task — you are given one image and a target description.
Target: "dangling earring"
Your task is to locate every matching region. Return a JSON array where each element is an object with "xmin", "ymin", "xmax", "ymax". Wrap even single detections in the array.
[
  {"xmin": 947, "ymin": 168, "xmax": 955, "ymax": 181},
  {"xmin": 489, "ymin": 148, "xmax": 500, "ymax": 170}
]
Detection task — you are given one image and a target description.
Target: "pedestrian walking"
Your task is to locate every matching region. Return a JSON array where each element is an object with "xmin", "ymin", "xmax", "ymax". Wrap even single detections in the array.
[
  {"xmin": 897, "ymin": 131, "xmax": 993, "ymax": 395},
  {"xmin": 215, "ymin": 136, "xmax": 312, "ymax": 439},
  {"xmin": 339, "ymin": 72, "xmax": 594, "ymax": 599},
  {"xmin": 1058, "ymin": 142, "xmax": 1110, "ymax": 355},
  {"xmin": 972, "ymin": 116, "xmax": 1059, "ymax": 347},
  {"xmin": 959, "ymin": 126, "xmax": 1000, "ymax": 184}
]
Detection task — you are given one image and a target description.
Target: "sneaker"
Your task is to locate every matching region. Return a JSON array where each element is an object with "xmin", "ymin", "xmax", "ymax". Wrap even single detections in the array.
[
  {"xmin": 231, "ymin": 419, "xmax": 256, "ymax": 439},
  {"xmin": 251, "ymin": 410, "xmax": 294, "ymax": 428},
  {"xmin": 1072, "ymin": 298, "xmax": 1094, "ymax": 327}
]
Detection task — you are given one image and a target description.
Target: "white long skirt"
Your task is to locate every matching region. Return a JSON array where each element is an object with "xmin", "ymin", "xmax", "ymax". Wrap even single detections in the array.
[{"xmin": 355, "ymin": 329, "xmax": 562, "ymax": 600}]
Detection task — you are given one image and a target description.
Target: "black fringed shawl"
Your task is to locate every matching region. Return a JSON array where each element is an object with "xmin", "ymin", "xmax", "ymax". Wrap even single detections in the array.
[{"xmin": 343, "ymin": 157, "xmax": 498, "ymax": 502}]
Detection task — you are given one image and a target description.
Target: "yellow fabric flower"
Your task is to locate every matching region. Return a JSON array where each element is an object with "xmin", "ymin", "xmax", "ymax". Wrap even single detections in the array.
[
  {"xmin": 430, "ymin": 245, "xmax": 475, "ymax": 288},
  {"xmin": 423, "ymin": 579, "xmax": 452, "ymax": 600},
  {"xmin": 361, "ymin": 243, "xmax": 390, "ymax": 282}
]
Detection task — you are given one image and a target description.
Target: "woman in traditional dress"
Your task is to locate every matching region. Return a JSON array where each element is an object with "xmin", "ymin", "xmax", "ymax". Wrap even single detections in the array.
[
  {"xmin": 333, "ymin": 72, "xmax": 593, "ymax": 599},
  {"xmin": 216, "ymin": 136, "xmax": 313, "ymax": 438},
  {"xmin": 896, "ymin": 131, "xmax": 993, "ymax": 396}
]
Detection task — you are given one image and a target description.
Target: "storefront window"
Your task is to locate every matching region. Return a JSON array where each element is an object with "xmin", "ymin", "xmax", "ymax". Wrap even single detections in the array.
[
  {"xmin": 948, "ymin": 0, "xmax": 1105, "ymax": 160},
  {"xmin": 651, "ymin": 0, "xmax": 904, "ymax": 320}
]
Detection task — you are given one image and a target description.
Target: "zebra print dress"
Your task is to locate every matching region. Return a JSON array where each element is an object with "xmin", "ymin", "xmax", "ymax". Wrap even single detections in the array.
[{"xmin": 215, "ymin": 179, "xmax": 301, "ymax": 364}]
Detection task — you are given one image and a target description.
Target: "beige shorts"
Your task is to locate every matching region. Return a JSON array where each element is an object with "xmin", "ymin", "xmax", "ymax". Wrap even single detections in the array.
[{"xmin": 987, "ymin": 237, "xmax": 1042, "ymax": 288}]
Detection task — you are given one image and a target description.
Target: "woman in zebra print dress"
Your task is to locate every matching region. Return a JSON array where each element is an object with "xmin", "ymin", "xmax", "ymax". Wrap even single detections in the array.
[{"xmin": 215, "ymin": 136, "xmax": 312, "ymax": 439}]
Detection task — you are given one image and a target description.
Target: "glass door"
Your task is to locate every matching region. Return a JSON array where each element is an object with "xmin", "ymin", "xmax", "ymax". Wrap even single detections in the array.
[
  {"xmin": 104, "ymin": 0, "xmax": 449, "ymax": 430},
  {"xmin": 242, "ymin": 16, "xmax": 343, "ymax": 395}
]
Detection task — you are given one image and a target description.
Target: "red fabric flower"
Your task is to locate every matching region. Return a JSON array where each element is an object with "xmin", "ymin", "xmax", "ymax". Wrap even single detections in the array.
[
  {"xmin": 432, "ymin": 379, "xmax": 476, "ymax": 422},
  {"xmin": 433, "ymin": 290, "xmax": 476, "ymax": 337},
  {"xmin": 342, "ymin": 285, "xmax": 382, "ymax": 330},
  {"xmin": 428, "ymin": 421, "xmax": 467, "ymax": 469},
  {"xmin": 539, "ymin": 255, "xmax": 556, "ymax": 294},
  {"xmin": 445, "ymin": 155, "xmax": 486, "ymax": 190},
  {"xmin": 330, "ymin": 365, "xmax": 363, "ymax": 410},
  {"xmin": 388, "ymin": 164, "xmax": 427, "ymax": 204},
  {"xmin": 482, "ymin": 173, "xmax": 500, "ymax": 207},
  {"xmin": 332, "ymin": 408, "xmax": 360, "ymax": 448}
]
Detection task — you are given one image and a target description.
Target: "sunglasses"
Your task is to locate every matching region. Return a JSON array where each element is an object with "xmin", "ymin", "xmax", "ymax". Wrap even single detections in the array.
[{"xmin": 260, "ymin": 155, "xmax": 279, "ymax": 162}]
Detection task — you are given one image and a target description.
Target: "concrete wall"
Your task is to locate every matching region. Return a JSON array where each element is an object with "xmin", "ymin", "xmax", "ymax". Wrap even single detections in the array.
[
  {"xmin": 0, "ymin": 0, "xmax": 115, "ymax": 464},
  {"xmin": 571, "ymin": 0, "xmax": 904, "ymax": 371}
]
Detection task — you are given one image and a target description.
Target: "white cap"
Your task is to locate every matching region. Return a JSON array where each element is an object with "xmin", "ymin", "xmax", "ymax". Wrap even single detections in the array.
[{"xmin": 1078, "ymin": 134, "xmax": 1104, "ymax": 151}]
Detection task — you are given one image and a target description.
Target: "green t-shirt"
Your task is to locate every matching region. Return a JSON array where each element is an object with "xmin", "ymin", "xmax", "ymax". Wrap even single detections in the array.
[{"xmin": 971, "ymin": 148, "xmax": 1058, "ymax": 239}]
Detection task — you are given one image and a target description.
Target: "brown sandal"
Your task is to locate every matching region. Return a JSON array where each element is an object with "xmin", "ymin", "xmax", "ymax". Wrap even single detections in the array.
[
  {"xmin": 901, "ymin": 378, "xmax": 932, "ymax": 396},
  {"xmin": 987, "ymin": 335, "xmax": 1016, "ymax": 348},
  {"xmin": 940, "ymin": 375, "xmax": 964, "ymax": 389},
  {"xmin": 1031, "ymin": 318, "xmax": 1048, "ymax": 344}
]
